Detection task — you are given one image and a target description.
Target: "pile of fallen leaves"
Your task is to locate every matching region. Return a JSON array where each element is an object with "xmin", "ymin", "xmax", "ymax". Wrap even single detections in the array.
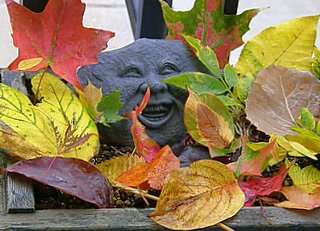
[{"xmin": 0, "ymin": 0, "xmax": 320, "ymax": 230}]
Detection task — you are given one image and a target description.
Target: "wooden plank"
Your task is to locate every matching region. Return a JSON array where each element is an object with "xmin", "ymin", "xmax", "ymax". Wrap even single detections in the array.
[
  {"xmin": 0, "ymin": 152, "xmax": 6, "ymax": 214},
  {"xmin": 6, "ymin": 172, "xmax": 35, "ymax": 213},
  {"xmin": 0, "ymin": 207, "xmax": 319, "ymax": 230}
]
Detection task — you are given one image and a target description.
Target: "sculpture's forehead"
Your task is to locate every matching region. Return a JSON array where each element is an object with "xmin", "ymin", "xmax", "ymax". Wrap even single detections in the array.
[{"xmin": 98, "ymin": 39, "xmax": 193, "ymax": 67}]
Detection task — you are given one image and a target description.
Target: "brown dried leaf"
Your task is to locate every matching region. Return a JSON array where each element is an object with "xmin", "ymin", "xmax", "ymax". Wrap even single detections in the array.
[
  {"xmin": 275, "ymin": 186, "xmax": 320, "ymax": 210},
  {"xmin": 246, "ymin": 66, "xmax": 320, "ymax": 136}
]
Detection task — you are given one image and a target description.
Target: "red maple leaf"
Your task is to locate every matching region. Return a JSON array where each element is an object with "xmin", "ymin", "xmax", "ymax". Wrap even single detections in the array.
[
  {"xmin": 124, "ymin": 88, "xmax": 161, "ymax": 163},
  {"xmin": 5, "ymin": 0, "xmax": 114, "ymax": 90},
  {"xmin": 160, "ymin": 0, "xmax": 259, "ymax": 68},
  {"xmin": 239, "ymin": 164, "xmax": 290, "ymax": 206}
]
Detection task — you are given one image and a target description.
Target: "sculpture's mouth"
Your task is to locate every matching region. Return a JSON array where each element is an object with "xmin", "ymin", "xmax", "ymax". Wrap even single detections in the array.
[{"xmin": 138, "ymin": 102, "xmax": 174, "ymax": 129}]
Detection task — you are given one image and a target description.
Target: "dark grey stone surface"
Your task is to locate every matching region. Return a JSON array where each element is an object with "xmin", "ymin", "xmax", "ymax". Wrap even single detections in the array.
[{"xmin": 78, "ymin": 39, "xmax": 209, "ymax": 148}]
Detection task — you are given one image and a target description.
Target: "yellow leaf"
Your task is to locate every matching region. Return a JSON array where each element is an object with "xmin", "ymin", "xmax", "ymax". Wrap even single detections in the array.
[
  {"xmin": 236, "ymin": 16, "xmax": 319, "ymax": 80},
  {"xmin": 289, "ymin": 165, "xmax": 320, "ymax": 193},
  {"xmin": 0, "ymin": 84, "xmax": 57, "ymax": 158},
  {"xmin": 150, "ymin": 160, "xmax": 244, "ymax": 230},
  {"xmin": 96, "ymin": 154, "xmax": 145, "ymax": 186},
  {"xmin": 17, "ymin": 57, "xmax": 44, "ymax": 71},
  {"xmin": 0, "ymin": 73, "xmax": 99, "ymax": 161},
  {"xmin": 275, "ymin": 186, "xmax": 320, "ymax": 210}
]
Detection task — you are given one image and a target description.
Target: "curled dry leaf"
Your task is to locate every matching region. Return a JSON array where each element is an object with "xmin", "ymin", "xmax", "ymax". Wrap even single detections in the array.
[
  {"xmin": 6, "ymin": 0, "xmax": 114, "ymax": 89},
  {"xmin": 96, "ymin": 154, "xmax": 145, "ymax": 186},
  {"xmin": 6, "ymin": 157, "xmax": 113, "ymax": 208},
  {"xmin": 275, "ymin": 186, "xmax": 320, "ymax": 210},
  {"xmin": 246, "ymin": 66, "xmax": 320, "ymax": 136},
  {"xmin": 116, "ymin": 145, "xmax": 180, "ymax": 190},
  {"xmin": 0, "ymin": 73, "xmax": 99, "ymax": 161},
  {"xmin": 236, "ymin": 16, "xmax": 319, "ymax": 80},
  {"xmin": 150, "ymin": 160, "xmax": 244, "ymax": 230}
]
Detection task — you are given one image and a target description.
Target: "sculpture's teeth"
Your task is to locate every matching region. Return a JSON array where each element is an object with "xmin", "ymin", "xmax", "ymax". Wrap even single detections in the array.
[
  {"xmin": 142, "ymin": 104, "xmax": 170, "ymax": 115},
  {"xmin": 139, "ymin": 102, "xmax": 174, "ymax": 128}
]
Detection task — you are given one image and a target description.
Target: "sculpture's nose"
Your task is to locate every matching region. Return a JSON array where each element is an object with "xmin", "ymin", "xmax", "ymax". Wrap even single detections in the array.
[{"xmin": 139, "ymin": 81, "xmax": 168, "ymax": 95}]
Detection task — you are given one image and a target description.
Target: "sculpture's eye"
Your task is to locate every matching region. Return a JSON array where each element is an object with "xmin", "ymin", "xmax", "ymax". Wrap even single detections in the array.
[
  {"xmin": 161, "ymin": 63, "xmax": 179, "ymax": 75},
  {"xmin": 122, "ymin": 67, "xmax": 142, "ymax": 78}
]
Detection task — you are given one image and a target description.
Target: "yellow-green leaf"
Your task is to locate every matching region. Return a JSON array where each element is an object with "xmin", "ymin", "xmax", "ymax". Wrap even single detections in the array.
[
  {"xmin": 300, "ymin": 108, "xmax": 316, "ymax": 130},
  {"xmin": 150, "ymin": 160, "xmax": 245, "ymax": 230},
  {"xmin": 289, "ymin": 165, "xmax": 320, "ymax": 193},
  {"xmin": 0, "ymin": 84, "xmax": 57, "ymax": 158},
  {"xmin": 288, "ymin": 141, "xmax": 318, "ymax": 160},
  {"xmin": 17, "ymin": 57, "xmax": 44, "ymax": 71},
  {"xmin": 32, "ymin": 73, "xmax": 99, "ymax": 160},
  {"xmin": 96, "ymin": 154, "xmax": 145, "ymax": 186},
  {"xmin": 0, "ymin": 73, "xmax": 99, "ymax": 161},
  {"xmin": 236, "ymin": 16, "xmax": 319, "ymax": 80},
  {"xmin": 184, "ymin": 91, "xmax": 234, "ymax": 157}
]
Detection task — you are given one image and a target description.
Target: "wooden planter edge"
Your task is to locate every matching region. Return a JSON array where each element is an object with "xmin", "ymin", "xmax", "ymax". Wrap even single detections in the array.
[{"xmin": 0, "ymin": 207, "xmax": 319, "ymax": 230}]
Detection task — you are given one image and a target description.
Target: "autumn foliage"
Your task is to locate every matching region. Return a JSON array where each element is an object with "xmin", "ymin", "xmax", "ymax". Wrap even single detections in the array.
[
  {"xmin": 5, "ymin": 0, "xmax": 114, "ymax": 89},
  {"xmin": 0, "ymin": 0, "xmax": 320, "ymax": 230}
]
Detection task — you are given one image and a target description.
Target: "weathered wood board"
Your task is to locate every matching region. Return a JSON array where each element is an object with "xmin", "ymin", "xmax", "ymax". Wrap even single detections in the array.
[{"xmin": 0, "ymin": 207, "xmax": 319, "ymax": 230}]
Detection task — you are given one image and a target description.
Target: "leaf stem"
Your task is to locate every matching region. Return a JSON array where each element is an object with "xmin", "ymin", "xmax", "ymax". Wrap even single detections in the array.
[
  {"xmin": 115, "ymin": 184, "xmax": 159, "ymax": 201},
  {"xmin": 33, "ymin": 68, "xmax": 48, "ymax": 104},
  {"xmin": 216, "ymin": 222, "xmax": 235, "ymax": 231}
]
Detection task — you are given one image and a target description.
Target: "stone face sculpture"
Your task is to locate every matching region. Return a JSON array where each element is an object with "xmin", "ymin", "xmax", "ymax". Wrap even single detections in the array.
[{"xmin": 77, "ymin": 38, "xmax": 209, "ymax": 149}]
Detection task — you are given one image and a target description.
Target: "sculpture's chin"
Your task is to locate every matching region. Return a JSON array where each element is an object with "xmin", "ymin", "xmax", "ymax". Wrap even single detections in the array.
[{"xmin": 138, "ymin": 103, "xmax": 175, "ymax": 129}]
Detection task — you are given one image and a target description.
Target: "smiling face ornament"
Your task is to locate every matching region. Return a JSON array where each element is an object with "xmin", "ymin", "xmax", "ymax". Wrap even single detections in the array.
[{"xmin": 78, "ymin": 39, "xmax": 208, "ymax": 147}]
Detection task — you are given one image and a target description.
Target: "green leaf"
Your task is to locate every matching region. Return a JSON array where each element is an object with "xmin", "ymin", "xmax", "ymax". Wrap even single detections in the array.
[
  {"xmin": 289, "ymin": 165, "xmax": 320, "ymax": 193},
  {"xmin": 236, "ymin": 16, "xmax": 319, "ymax": 80},
  {"xmin": 300, "ymin": 108, "xmax": 316, "ymax": 130},
  {"xmin": 162, "ymin": 72, "xmax": 227, "ymax": 94},
  {"xmin": 224, "ymin": 64, "xmax": 239, "ymax": 88},
  {"xmin": 97, "ymin": 91, "xmax": 124, "ymax": 127},
  {"xmin": 216, "ymin": 95, "xmax": 242, "ymax": 108},
  {"xmin": 184, "ymin": 91, "xmax": 234, "ymax": 157},
  {"xmin": 182, "ymin": 35, "xmax": 221, "ymax": 77},
  {"xmin": 160, "ymin": 0, "xmax": 259, "ymax": 67},
  {"xmin": 234, "ymin": 76, "xmax": 251, "ymax": 102}
]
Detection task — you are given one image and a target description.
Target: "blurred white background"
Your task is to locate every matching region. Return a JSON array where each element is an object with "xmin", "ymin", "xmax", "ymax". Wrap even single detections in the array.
[{"xmin": 0, "ymin": 0, "xmax": 319, "ymax": 67}]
